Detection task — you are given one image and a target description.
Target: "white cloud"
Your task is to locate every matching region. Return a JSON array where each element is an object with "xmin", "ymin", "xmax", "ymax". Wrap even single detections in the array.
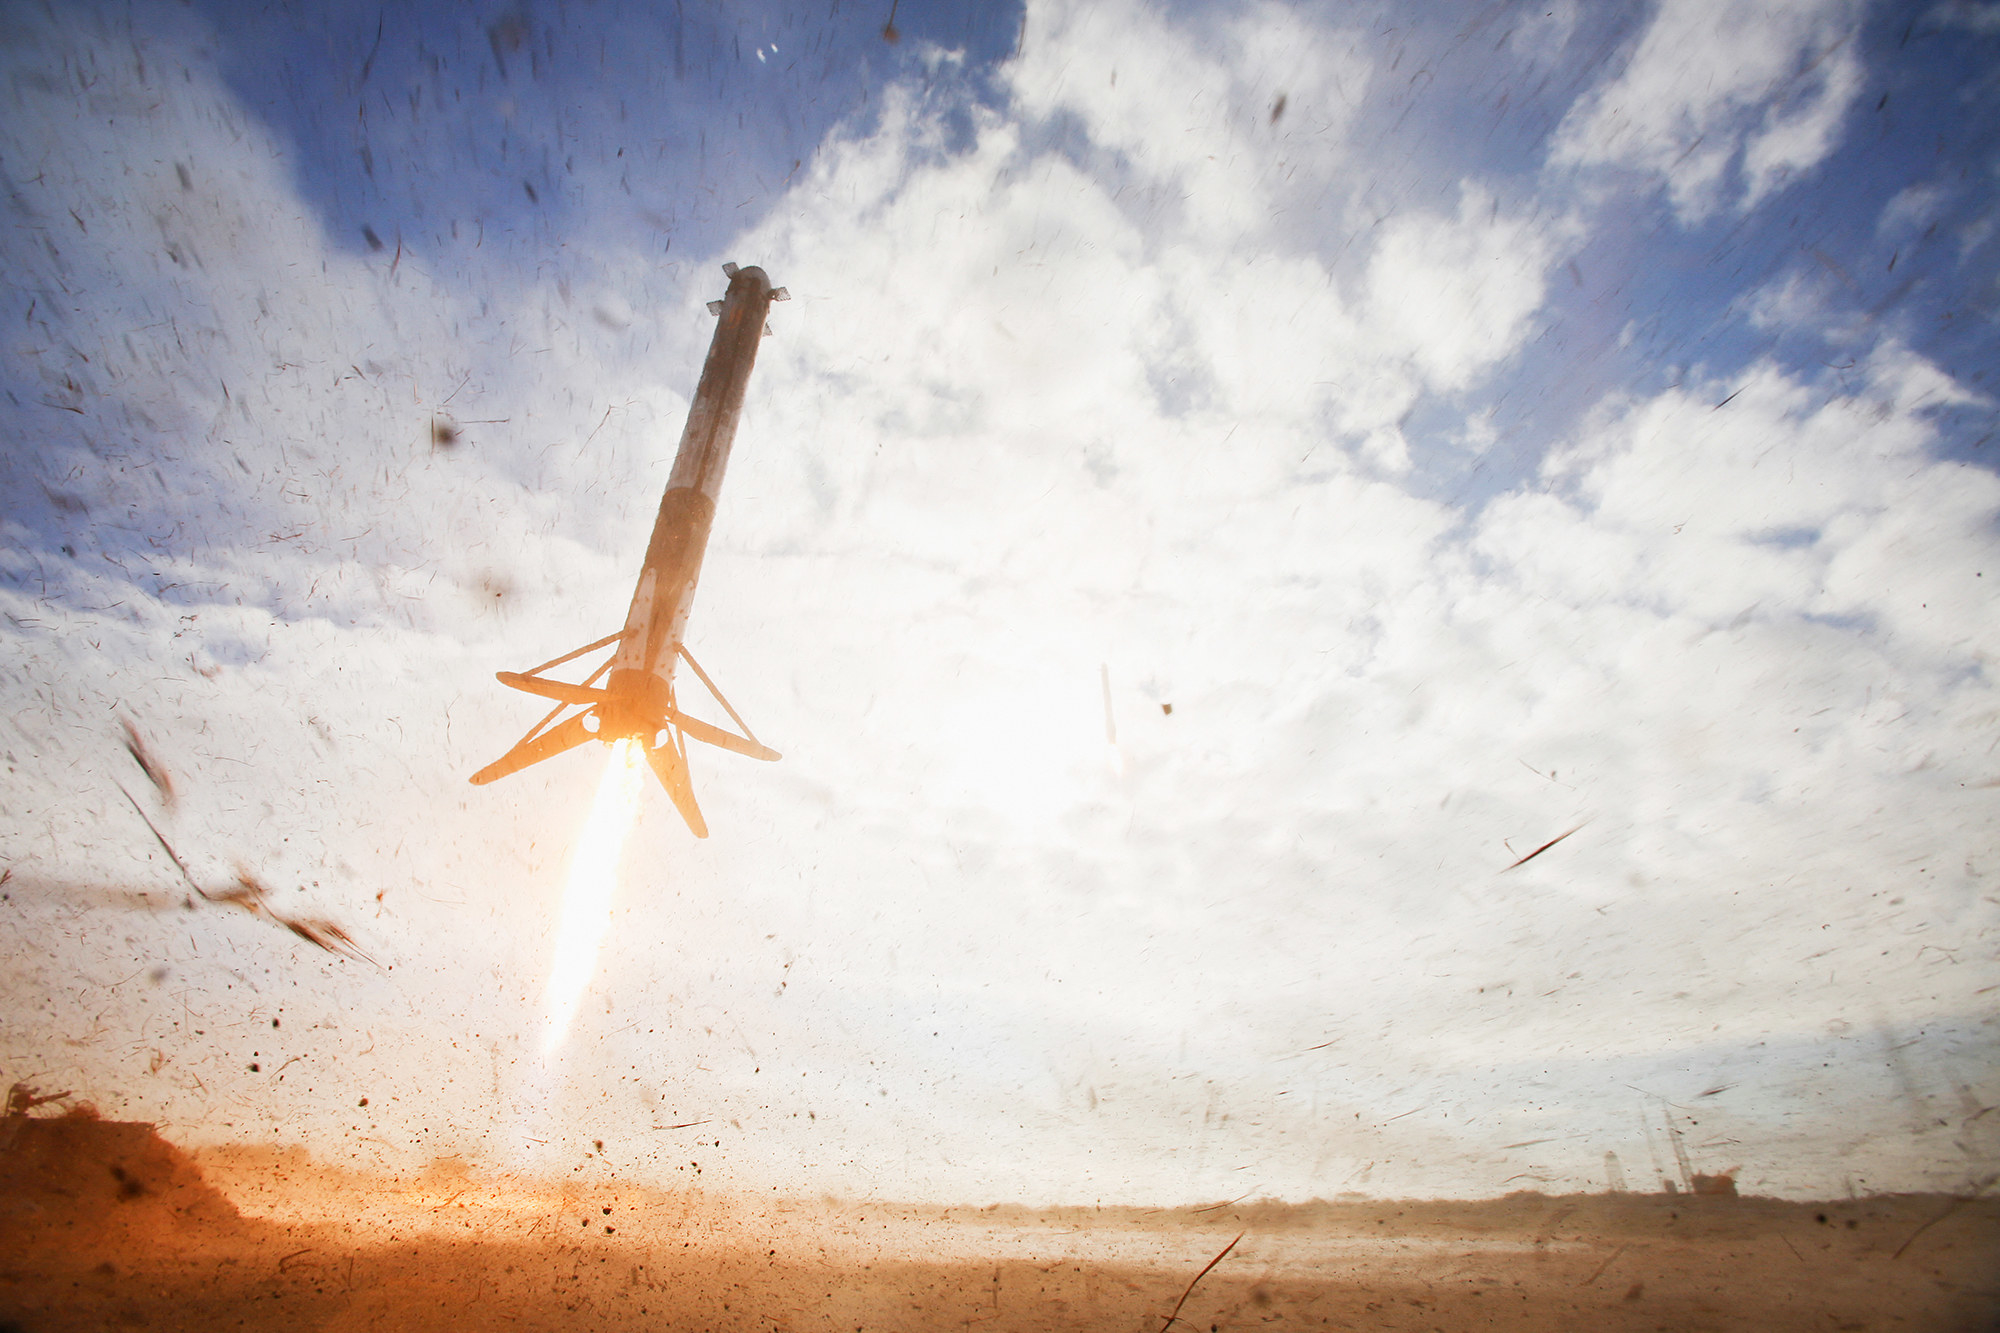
[
  {"xmin": 1507, "ymin": 0, "xmax": 1581, "ymax": 65},
  {"xmin": 1008, "ymin": 0, "xmax": 1371, "ymax": 241},
  {"xmin": 1743, "ymin": 267, "xmax": 1835, "ymax": 331},
  {"xmin": 1552, "ymin": 0, "xmax": 1866, "ymax": 221},
  {"xmin": 1520, "ymin": 349, "xmax": 1992, "ymax": 644},
  {"xmin": 1878, "ymin": 182, "xmax": 1946, "ymax": 237},
  {"xmin": 1365, "ymin": 187, "xmax": 1568, "ymax": 394},
  {"xmin": 1928, "ymin": 0, "xmax": 2000, "ymax": 33}
]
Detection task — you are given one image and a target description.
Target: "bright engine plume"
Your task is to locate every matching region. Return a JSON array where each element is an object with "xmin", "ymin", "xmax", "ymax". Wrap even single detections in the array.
[{"xmin": 540, "ymin": 738, "xmax": 647, "ymax": 1056}]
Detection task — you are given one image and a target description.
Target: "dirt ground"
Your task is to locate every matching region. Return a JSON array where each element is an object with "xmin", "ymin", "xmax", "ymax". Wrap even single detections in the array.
[{"xmin": 1, "ymin": 1114, "xmax": 1995, "ymax": 1332}]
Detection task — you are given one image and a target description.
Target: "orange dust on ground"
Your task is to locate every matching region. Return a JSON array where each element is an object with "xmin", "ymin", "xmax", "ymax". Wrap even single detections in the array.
[{"xmin": 1, "ymin": 1111, "xmax": 1995, "ymax": 1331}]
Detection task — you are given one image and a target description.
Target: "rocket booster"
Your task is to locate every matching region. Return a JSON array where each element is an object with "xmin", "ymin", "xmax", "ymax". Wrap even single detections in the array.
[
  {"xmin": 602, "ymin": 262, "xmax": 779, "ymax": 739},
  {"xmin": 469, "ymin": 263, "xmax": 787, "ymax": 837}
]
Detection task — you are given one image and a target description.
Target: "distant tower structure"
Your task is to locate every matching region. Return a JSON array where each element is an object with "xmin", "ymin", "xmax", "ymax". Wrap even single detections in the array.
[{"xmin": 1660, "ymin": 1100, "xmax": 1697, "ymax": 1194}]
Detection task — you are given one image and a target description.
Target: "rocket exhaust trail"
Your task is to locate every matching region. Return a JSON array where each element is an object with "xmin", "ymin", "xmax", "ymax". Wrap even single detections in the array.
[
  {"xmin": 539, "ymin": 739, "xmax": 647, "ymax": 1056},
  {"xmin": 1101, "ymin": 663, "xmax": 1124, "ymax": 777},
  {"xmin": 470, "ymin": 263, "xmax": 788, "ymax": 838}
]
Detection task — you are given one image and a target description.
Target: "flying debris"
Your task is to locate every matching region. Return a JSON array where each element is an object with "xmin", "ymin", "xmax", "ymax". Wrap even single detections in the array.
[
  {"xmin": 6, "ymin": 1083, "xmax": 72, "ymax": 1117},
  {"xmin": 471, "ymin": 263, "xmax": 788, "ymax": 837},
  {"xmin": 1502, "ymin": 821, "xmax": 1586, "ymax": 871},
  {"xmin": 120, "ymin": 717, "xmax": 174, "ymax": 806},
  {"xmin": 112, "ymin": 782, "xmax": 376, "ymax": 965},
  {"xmin": 216, "ymin": 869, "xmax": 378, "ymax": 967}
]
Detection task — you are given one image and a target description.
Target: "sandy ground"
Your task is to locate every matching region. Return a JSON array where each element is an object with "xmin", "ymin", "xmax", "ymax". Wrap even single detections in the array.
[{"xmin": 1, "ymin": 1114, "xmax": 1995, "ymax": 1331}]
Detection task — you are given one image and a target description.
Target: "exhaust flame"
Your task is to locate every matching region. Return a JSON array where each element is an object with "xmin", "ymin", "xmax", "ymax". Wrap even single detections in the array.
[
  {"xmin": 1101, "ymin": 664, "xmax": 1123, "ymax": 777},
  {"xmin": 540, "ymin": 736, "xmax": 647, "ymax": 1057}
]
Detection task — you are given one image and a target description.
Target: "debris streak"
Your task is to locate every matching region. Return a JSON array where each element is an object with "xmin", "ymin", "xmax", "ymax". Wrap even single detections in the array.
[
  {"xmin": 1158, "ymin": 1230, "xmax": 1244, "ymax": 1331},
  {"xmin": 1503, "ymin": 822, "xmax": 1585, "ymax": 871}
]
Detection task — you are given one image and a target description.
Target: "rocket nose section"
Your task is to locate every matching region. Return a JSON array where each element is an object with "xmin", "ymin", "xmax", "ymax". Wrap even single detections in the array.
[{"xmin": 722, "ymin": 262, "xmax": 776, "ymax": 298}]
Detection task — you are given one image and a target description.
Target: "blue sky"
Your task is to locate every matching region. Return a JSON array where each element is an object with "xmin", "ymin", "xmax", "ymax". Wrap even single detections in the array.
[
  {"xmin": 194, "ymin": 0, "xmax": 1019, "ymax": 260},
  {"xmin": 188, "ymin": 0, "xmax": 2000, "ymax": 483},
  {"xmin": 2, "ymin": 0, "xmax": 1997, "ymax": 1205}
]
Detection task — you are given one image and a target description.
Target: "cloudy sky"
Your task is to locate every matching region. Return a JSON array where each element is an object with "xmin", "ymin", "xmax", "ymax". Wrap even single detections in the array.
[{"xmin": 2, "ymin": 0, "xmax": 1997, "ymax": 1205}]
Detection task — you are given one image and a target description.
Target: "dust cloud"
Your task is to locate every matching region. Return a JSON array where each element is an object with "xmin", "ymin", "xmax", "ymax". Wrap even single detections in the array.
[{"xmin": 2, "ymin": 1109, "xmax": 1994, "ymax": 1331}]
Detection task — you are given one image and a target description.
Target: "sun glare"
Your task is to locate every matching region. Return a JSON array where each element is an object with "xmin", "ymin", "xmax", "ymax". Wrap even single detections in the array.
[
  {"xmin": 539, "ymin": 736, "xmax": 648, "ymax": 1057},
  {"xmin": 938, "ymin": 668, "xmax": 1104, "ymax": 822}
]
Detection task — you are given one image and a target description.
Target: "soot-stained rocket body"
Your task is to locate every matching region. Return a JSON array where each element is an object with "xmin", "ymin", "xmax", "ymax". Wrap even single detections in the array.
[{"xmin": 469, "ymin": 263, "xmax": 787, "ymax": 837}]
